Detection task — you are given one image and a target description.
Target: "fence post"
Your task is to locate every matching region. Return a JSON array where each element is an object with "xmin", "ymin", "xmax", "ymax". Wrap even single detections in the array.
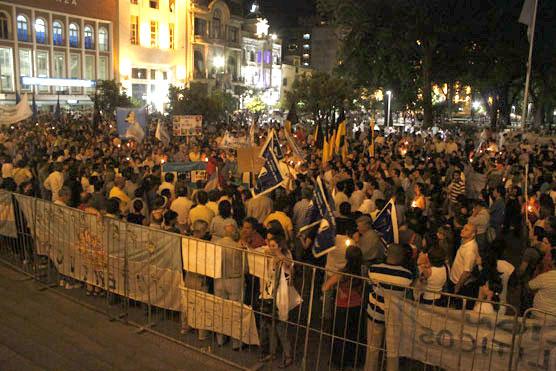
[{"xmin": 301, "ymin": 267, "xmax": 316, "ymax": 371}]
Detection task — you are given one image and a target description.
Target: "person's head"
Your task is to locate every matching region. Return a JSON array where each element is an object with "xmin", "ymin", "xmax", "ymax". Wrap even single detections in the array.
[
  {"xmin": 414, "ymin": 183, "xmax": 423, "ymax": 196},
  {"xmin": 176, "ymin": 185, "xmax": 188, "ymax": 198},
  {"xmin": 339, "ymin": 201, "xmax": 351, "ymax": 217},
  {"xmin": 196, "ymin": 190, "xmax": 208, "ymax": 205},
  {"xmin": 208, "ymin": 189, "xmax": 220, "ymax": 202},
  {"xmin": 163, "ymin": 210, "xmax": 178, "ymax": 227},
  {"xmin": 460, "ymin": 223, "xmax": 477, "ymax": 241},
  {"xmin": 223, "ymin": 222, "xmax": 240, "ymax": 241},
  {"xmin": 479, "ymin": 279, "xmax": 503, "ymax": 303},
  {"xmin": 356, "ymin": 215, "xmax": 372, "ymax": 234},
  {"xmin": 343, "ymin": 245, "xmax": 363, "ymax": 276},
  {"xmin": 266, "ymin": 219, "xmax": 286, "ymax": 240},
  {"xmin": 115, "ymin": 176, "xmax": 126, "ymax": 189},
  {"xmin": 106, "ymin": 197, "xmax": 120, "ymax": 215},
  {"xmin": 301, "ymin": 187, "xmax": 313, "ymax": 200},
  {"xmin": 268, "ymin": 235, "xmax": 288, "ymax": 256},
  {"xmin": 192, "ymin": 219, "xmax": 209, "ymax": 239},
  {"xmin": 218, "ymin": 200, "xmax": 232, "ymax": 218},
  {"xmin": 164, "ymin": 173, "xmax": 175, "ymax": 183},
  {"xmin": 133, "ymin": 199, "xmax": 144, "ymax": 213},
  {"xmin": 493, "ymin": 185, "xmax": 505, "ymax": 199},
  {"xmin": 428, "ymin": 246, "xmax": 446, "ymax": 267},
  {"xmin": 242, "ymin": 217, "xmax": 259, "ymax": 236},
  {"xmin": 452, "ymin": 170, "xmax": 461, "ymax": 182},
  {"xmin": 374, "ymin": 198, "xmax": 386, "ymax": 211},
  {"xmin": 385, "ymin": 243, "xmax": 406, "ymax": 266}
]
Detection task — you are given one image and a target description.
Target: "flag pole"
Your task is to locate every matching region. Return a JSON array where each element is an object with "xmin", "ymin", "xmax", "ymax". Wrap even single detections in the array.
[{"xmin": 520, "ymin": 0, "xmax": 539, "ymax": 128}]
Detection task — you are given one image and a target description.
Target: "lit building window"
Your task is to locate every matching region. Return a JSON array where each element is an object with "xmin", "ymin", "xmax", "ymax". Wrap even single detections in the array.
[
  {"xmin": 228, "ymin": 26, "xmax": 238, "ymax": 43},
  {"xmin": 36, "ymin": 50, "xmax": 49, "ymax": 92},
  {"xmin": 84, "ymin": 55, "xmax": 95, "ymax": 92},
  {"xmin": 303, "ymin": 33, "xmax": 310, "ymax": 40},
  {"xmin": 53, "ymin": 21, "xmax": 63, "ymax": 46},
  {"xmin": 303, "ymin": 53, "xmax": 310, "ymax": 58},
  {"xmin": 35, "ymin": 18, "xmax": 47, "ymax": 44},
  {"xmin": 130, "ymin": 16, "xmax": 139, "ymax": 45},
  {"xmin": 169, "ymin": 23, "xmax": 174, "ymax": 49},
  {"xmin": 211, "ymin": 9, "xmax": 221, "ymax": 39},
  {"xmin": 70, "ymin": 54, "xmax": 81, "ymax": 93},
  {"xmin": 17, "ymin": 15, "xmax": 29, "ymax": 42},
  {"xmin": 0, "ymin": 47, "xmax": 13, "ymax": 92},
  {"xmin": 194, "ymin": 18, "xmax": 206, "ymax": 36},
  {"xmin": 69, "ymin": 23, "xmax": 79, "ymax": 47},
  {"xmin": 19, "ymin": 49, "xmax": 32, "ymax": 90},
  {"xmin": 99, "ymin": 56, "xmax": 108, "ymax": 80},
  {"xmin": 150, "ymin": 21, "xmax": 158, "ymax": 47},
  {"xmin": 132, "ymin": 68, "xmax": 147, "ymax": 79},
  {"xmin": 53, "ymin": 52, "xmax": 65, "ymax": 91},
  {"xmin": 149, "ymin": 0, "xmax": 158, "ymax": 9},
  {"xmin": 0, "ymin": 13, "xmax": 9, "ymax": 40},
  {"xmin": 303, "ymin": 44, "xmax": 310, "ymax": 49},
  {"xmin": 84, "ymin": 25, "xmax": 94, "ymax": 49},
  {"xmin": 99, "ymin": 27, "xmax": 108, "ymax": 51}
]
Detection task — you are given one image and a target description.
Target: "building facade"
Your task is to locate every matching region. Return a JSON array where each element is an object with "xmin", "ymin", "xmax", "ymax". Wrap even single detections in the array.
[
  {"xmin": 1, "ymin": 0, "xmax": 116, "ymax": 106},
  {"xmin": 118, "ymin": 0, "xmax": 187, "ymax": 112},
  {"xmin": 241, "ymin": 17, "xmax": 282, "ymax": 107},
  {"xmin": 280, "ymin": 55, "xmax": 311, "ymax": 107}
]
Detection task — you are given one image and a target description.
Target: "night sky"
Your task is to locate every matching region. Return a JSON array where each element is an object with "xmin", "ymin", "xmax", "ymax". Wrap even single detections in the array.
[{"xmin": 250, "ymin": 0, "xmax": 316, "ymax": 30}]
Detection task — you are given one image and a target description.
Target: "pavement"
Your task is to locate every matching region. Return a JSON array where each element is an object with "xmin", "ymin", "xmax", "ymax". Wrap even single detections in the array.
[{"xmin": 0, "ymin": 263, "xmax": 242, "ymax": 371}]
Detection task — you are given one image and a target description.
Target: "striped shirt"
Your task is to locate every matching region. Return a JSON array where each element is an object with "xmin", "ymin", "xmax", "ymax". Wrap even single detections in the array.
[
  {"xmin": 529, "ymin": 270, "xmax": 556, "ymax": 313},
  {"xmin": 367, "ymin": 263, "xmax": 414, "ymax": 323},
  {"xmin": 448, "ymin": 179, "xmax": 465, "ymax": 203}
]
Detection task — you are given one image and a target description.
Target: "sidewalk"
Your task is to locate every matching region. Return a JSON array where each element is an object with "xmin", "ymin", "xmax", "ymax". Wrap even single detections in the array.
[{"xmin": 0, "ymin": 263, "xmax": 240, "ymax": 371}]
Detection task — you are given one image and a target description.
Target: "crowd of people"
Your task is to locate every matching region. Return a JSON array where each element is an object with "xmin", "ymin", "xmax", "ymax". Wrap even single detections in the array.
[{"xmin": 1, "ymin": 111, "xmax": 556, "ymax": 370}]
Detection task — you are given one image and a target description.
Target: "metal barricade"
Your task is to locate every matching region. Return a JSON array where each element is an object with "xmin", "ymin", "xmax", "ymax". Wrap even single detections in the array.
[
  {"xmin": 515, "ymin": 308, "xmax": 556, "ymax": 371},
  {"xmin": 4, "ymin": 190, "xmax": 555, "ymax": 371}
]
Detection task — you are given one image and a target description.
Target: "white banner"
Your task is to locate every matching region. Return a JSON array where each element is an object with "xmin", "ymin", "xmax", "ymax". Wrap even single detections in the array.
[
  {"xmin": 181, "ymin": 237, "xmax": 222, "ymax": 278},
  {"xmin": 246, "ymin": 247, "xmax": 273, "ymax": 279},
  {"xmin": 0, "ymin": 94, "xmax": 33, "ymax": 126},
  {"xmin": 180, "ymin": 287, "xmax": 260, "ymax": 345},
  {"xmin": 172, "ymin": 115, "xmax": 202, "ymax": 136},
  {"xmin": 385, "ymin": 295, "xmax": 556, "ymax": 371},
  {"xmin": 0, "ymin": 191, "xmax": 17, "ymax": 237}
]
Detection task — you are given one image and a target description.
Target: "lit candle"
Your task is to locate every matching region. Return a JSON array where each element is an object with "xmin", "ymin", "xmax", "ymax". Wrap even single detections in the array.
[
  {"xmin": 345, "ymin": 239, "xmax": 352, "ymax": 247},
  {"xmin": 411, "ymin": 200, "xmax": 418, "ymax": 208}
]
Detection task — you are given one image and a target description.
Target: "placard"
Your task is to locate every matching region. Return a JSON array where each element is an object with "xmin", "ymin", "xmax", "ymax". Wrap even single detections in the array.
[{"xmin": 172, "ymin": 115, "xmax": 203, "ymax": 136}]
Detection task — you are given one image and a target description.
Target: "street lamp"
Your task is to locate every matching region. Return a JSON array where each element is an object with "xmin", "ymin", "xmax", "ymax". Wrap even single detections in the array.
[
  {"xmin": 213, "ymin": 55, "xmax": 225, "ymax": 69},
  {"xmin": 386, "ymin": 90, "xmax": 392, "ymax": 127}
]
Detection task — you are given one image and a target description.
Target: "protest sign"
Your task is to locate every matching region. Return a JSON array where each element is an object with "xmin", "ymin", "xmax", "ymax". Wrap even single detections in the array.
[
  {"xmin": 162, "ymin": 162, "xmax": 208, "ymax": 184},
  {"xmin": 237, "ymin": 146, "xmax": 265, "ymax": 173},
  {"xmin": 116, "ymin": 107, "xmax": 147, "ymax": 142},
  {"xmin": 181, "ymin": 287, "xmax": 260, "ymax": 345},
  {"xmin": 172, "ymin": 115, "xmax": 203, "ymax": 136},
  {"xmin": 0, "ymin": 94, "xmax": 32, "ymax": 126},
  {"xmin": 0, "ymin": 191, "xmax": 17, "ymax": 238},
  {"xmin": 181, "ymin": 237, "xmax": 222, "ymax": 278},
  {"xmin": 246, "ymin": 247, "xmax": 273, "ymax": 279}
]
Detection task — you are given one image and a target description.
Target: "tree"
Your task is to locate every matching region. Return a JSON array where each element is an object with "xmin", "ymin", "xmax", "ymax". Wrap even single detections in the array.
[
  {"xmin": 91, "ymin": 80, "xmax": 136, "ymax": 119},
  {"xmin": 168, "ymin": 83, "xmax": 238, "ymax": 123},
  {"xmin": 285, "ymin": 71, "xmax": 355, "ymax": 125}
]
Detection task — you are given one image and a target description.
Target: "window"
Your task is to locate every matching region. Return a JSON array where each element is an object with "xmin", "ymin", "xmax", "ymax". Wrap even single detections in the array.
[
  {"xmin": 227, "ymin": 56, "xmax": 237, "ymax": 80},
  {"xmin": 98, "ymin": 56, "xmax": 108, "ymax": 80},
  {"xmin": 169, "ymin": 0, "xmax": 175, "ymax": 12},
  {"xmin": 162, "ymin": 71, "xmax": 167, "ymax": 80},
  {"xmin": 169, "ymin": 23, "xmax": 174, "ymax": 49},
  {"xmin": 36, "ymin": 50, "xmax": 49, "ymax": 92},
  {"xmin": 19, "ymin": 49, "xmax": 32, "ymax": 90},
  {"xmin": 69, "ymin": 23, "xmax": 79, "ymax": 47},
  {"xmin": 150, "ymin": 21, "xmax": 158, "ymax": 47},
  {"xmin": 211, "ymin": 9, "xmax": 221, "ymax": 39},
  {"xmin": 84, "ymin": 55, "xmax": 95, "ymax": 91},
  {"xmin": 150, "ymin": 69, "xmax": 156, "ymax": 79},
  {"xmin": 17, "ymin": 15, "xmax": 28, "ymax": 42},
  {"xmin": 228, "ymin": 26, "xmax": 238, "ymax": 43},
  {"xmin": 84, "ymin": 25, "xmax": 94, "ymax": 49},
  {"xmin": 35, "ymin": 18, "xmax": 47, "ymax": 44},
  {"xmin": 0, "ymin": 13, "xmax": 8, "ymax": 40},
  {"xmin": 303, "ymin": 44, "xmax": 310, "ymax": 49},
  {"xmin": 264, "ymin": 50, "xmax": 271, "ymax": 64},
  {"xmin": 256, "ymin": 51, "xmax": 261, "ymax": 63},
  {"xmin": 303, "ymin": 33, "xmax": 310, "ymax": 40},
  {"xmin": 132, "ymin": 68, "xmax": 147, "ymax": 79},
  {"xmin": 53, "ymin": 53, "xmax": 65, "ymax": 91},
  {"xmin": 194, "ymin": 18, "xmax": 206, "ymax": 37},
  {"xmin": 130, "ymin": 0, "xmax": 138, "ymax": 3},
  {"xmin": 249, "ymin": 51, "xmax": 255, "ymax": 62},
  {"xmin": 149, "ymin": 0, "xmax": 158, "ymax": 9},
  {"xmin": 70, "ymin": 54, "xmax": 81, "ymax": 93},
  {"xmin": 130, "ymin": 16, "xmax": 139, "ymax": 45},
  {"xmin": 53, "ymin": 21, "xmax": 63, "ymax": 46},
  {"xmin": 193, "ymin": 50, "xmax": 205, "ymax": 79},
  {"xmin": 99, "ymin": 27, "xmax": 108, "ymax": 51},
  {"xmin": 0, "ymin": 47, "xmax": 13, "ymax": 92}
]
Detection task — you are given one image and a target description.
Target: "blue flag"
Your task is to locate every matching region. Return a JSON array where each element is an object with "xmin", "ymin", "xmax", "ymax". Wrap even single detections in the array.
[
  {"xmin": 372, "ymin": 198, "xmax": 399, "ymax": 245},
  {"xmin": 260, "ymin": 129, "xmax": 284, "ymax": 160},
  {"xmin": 32, "ymin": 93, "xmax": 37, "ymax": 122},
  {"xmin": 299, "ymin": 176, "xmax": 337, "ymax": 257},
  {"xmin": 116, "ymin": 107, "xmax": 147, "ymax": 142},
  {"xmin": 251, "ymin": 144, "xmax": 286, "ymax": 198}
]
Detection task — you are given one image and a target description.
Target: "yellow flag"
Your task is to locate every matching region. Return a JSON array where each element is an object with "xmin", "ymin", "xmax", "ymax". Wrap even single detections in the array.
[
  {"xmin": 341, "ymin": 136, "xmax": 348, "ymax": 162},
  {"xmin": 329, "ymin": 130, "xmax": 336, "ymax": 158},
  {"xmin": 335, "ymin": 120, "xmax": 346, "ymax": 154},
  {"xmin": 323, "ymin": 135, "xmax": 330, "ymax": 164}
]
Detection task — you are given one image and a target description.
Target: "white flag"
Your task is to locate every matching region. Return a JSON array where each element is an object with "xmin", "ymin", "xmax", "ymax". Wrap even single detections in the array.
[
  {"xmin": 0, "ymin": 94, "xmax": 32, "ymax": 126},
  {"xmin": 519, "ymin": 0, "xmax": 536, "ymax": 42},
  {"xmin": 155, "ymin": 120, "xmax": 170, "ymax": 145}
]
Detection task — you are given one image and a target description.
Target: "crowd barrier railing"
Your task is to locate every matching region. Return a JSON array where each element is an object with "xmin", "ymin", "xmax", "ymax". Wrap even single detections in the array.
[{"xmin": 0, "ymin": 190, "xmax": 554, "ymax": 371}]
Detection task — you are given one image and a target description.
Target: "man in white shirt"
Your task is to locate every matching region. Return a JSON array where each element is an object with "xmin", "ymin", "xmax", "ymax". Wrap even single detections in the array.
[
  {"xmin": 349, "ymin": 181, "xmax": 366, "ymax": 212},
  {"xmin": 245, "ymin": 194, "xmax": 273, "ymax": 224},
  {"xmin": 44, "ymin": 162, "xmax": 64, "ymax": 202},
  {"xmin": 170, "ymin": 186, "xmax": 192, "ymax": 231},
  {"xmin": 158, "ymin": 173, "xmax": 175, "ymax": 199},
  {"xmin": 450, "ymin": 223, "xmax": 479, "ymax": 305}
]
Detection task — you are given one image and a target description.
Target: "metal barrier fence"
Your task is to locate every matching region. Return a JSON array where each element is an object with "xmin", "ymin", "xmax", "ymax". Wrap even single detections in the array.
[{"xmin": 0, "ymin": 190, "xmax": 554, "ymax": 371}]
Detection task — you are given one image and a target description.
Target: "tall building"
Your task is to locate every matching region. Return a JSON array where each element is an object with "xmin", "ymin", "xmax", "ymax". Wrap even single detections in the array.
[
  {"xmin": 310, "ymin": 25, "xmax": 339, "ymax": 73},
  {"xmin": 280, "ymin": 55, "xmax": 311, "ymax": 107},
  {"xmin": 1, "ymin": 0, "xmax": 117, "ymax": 106},
  {"xmin": 241, "ymin": 16, "xmax": 282, "ymax": 107},
  {"xmin": 188, "ymin": 0, "xmax": 244, "ymax": 93},
  {"xmin": 118, "ymin": 0, "xmax": 187, "ymax": 112}
]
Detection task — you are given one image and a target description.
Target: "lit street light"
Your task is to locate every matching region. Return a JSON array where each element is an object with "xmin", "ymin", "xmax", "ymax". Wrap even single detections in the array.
[
  {"xmin": 386, "ymin": 90, "xmax": 392, "ymax": 127},
  {"xmin": 213, "ymin": 55, "xmax": 225, "ymax": 69}
]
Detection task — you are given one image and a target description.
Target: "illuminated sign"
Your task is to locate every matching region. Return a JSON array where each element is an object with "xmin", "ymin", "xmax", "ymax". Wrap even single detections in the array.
[
  {"xmin": 56, "ymin": 0, "xmax": 78, "ymax": 6},
  {"xmin": 21, "ymin": 77, "xmax": 96, "ymax": 88}
]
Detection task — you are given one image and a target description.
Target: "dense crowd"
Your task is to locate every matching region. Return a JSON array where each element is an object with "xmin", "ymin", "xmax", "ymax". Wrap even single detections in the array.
[{"xmin": 1, "ymin": 112, "xmax": 556, "ymax": 369}]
